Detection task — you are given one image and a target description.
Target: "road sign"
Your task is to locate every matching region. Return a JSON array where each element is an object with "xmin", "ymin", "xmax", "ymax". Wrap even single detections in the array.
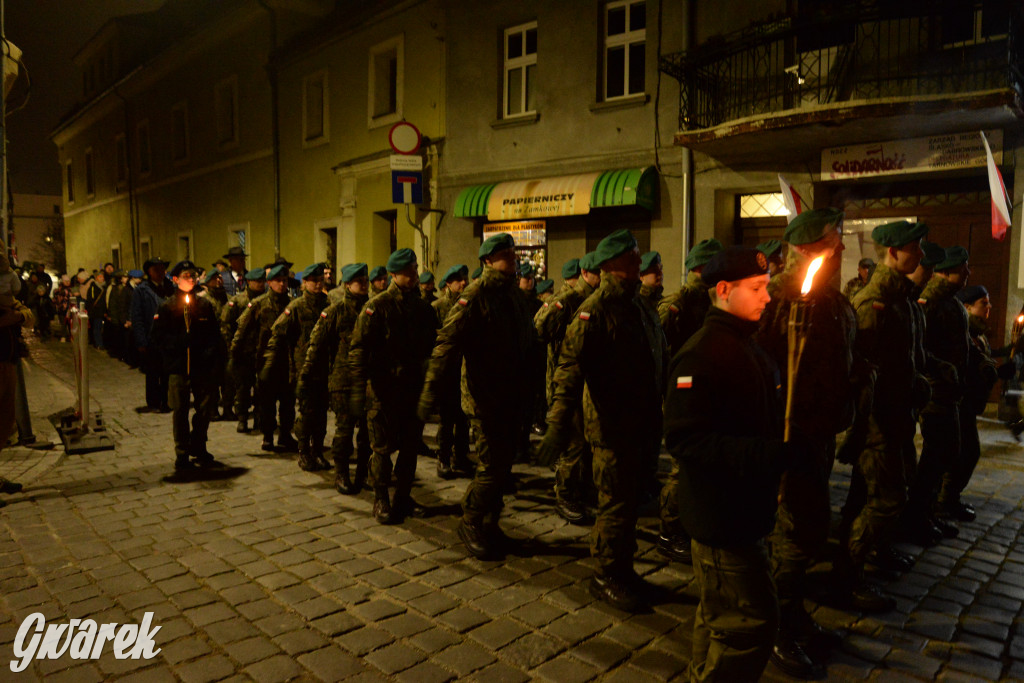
[
  {"xmin": 390, "ymin": 154, "xmax": 423, "ymax": 171},
  {"xmin": 392, "ymin": 170, "xmax": 423, "ymax": 204},
  {"xmin": 388, "ymin": 122, "xmax": 421, "ymax": 155}
]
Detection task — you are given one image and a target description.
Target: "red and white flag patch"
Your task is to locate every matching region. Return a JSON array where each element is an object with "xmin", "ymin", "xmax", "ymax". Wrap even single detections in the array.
[
  {"xmin": 579, "ymin": 311, "xmax": 591, "ymax": 321},
  {"xmin": 554, "ymin": 301, "xmax": 563, "ymax": 310},
  {"xmin": 669, "ymin": 305, "xmax": 679, "ymax": 314},
  {"xmin": 677, "ymin": 376, "xmax": 693, "ymax": 389},
  {"xmin": 457, "ymin": 298, "xmax": 469, "ymax": 307},
  {"xmin": 284, "ymin": 309, "xmax": 291, "ymax": 315},
  {"xmin": 871, "ymin": 301, "xmax": 885, "ymax": 311},
  {"xmin": 320, "ymin": 311, "xmax": 328, "ymax": 318},
  {"xmin": 364, "ymin": 307, "xmax": 374, "ymax": 316}
]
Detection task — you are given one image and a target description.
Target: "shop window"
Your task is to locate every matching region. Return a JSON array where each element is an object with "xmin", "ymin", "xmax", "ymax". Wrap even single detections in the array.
[
  {"xmin": 303, "ymin": 70, "xmax": 328, "ymax": 145},
  {"xmin": 504, "ymin": 21, "xmax": 537, "ymax": 117},
  {"xmin": 603, "ymin": 0, "xmax": 646, "ymax": 100},
  {"xmin": 215, "ymin": 75, "xmax": 239, "ymax": 149},
  {"xmin": 739, "ymin": 192, "xmax": 790, "ymax": 218},
  {"xmin": 137, "ymin": 119, "xmax": 151, "ymax": 176},
  {"xmin": 368, "ymin": 36, "xmax": 403, "ymax": 128},
  {"xmin": 171, "ymin": 101, "xmax": 189, "ymax": 164}
]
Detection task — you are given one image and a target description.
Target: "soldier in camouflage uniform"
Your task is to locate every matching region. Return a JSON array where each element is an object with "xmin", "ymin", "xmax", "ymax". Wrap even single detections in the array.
[
  {"xmin": 656, "ymin": 237, "xmax": 723, "ymax": 565},
  {"xmin": 221, "ymin": 268, "xmax": 266, "ymax": 433},
  {"xmin": 265, "ymin": 264, "xmax": 330, "ymax": 471},
  {"xmin": 539, "ymin": 230, "xmax": 666, "ymax": 612},
  {"xmin": 756, "ymin": 209, "xmax": 859, "ymax": 678},
  {"xmin": 535, "ymin": 253, "xmax": 600, "ymax": 524},
  {"xmin": 756, "ymin": 238, "xmax": 785, "ymax": 276},
  {"xmin": 231, "ymin": 264, "xmax": 297, "ymax": 452},
  {"xmin": 536, "ymin": 278, "xmax": 554, "ymax": 302},
  {"xmin": 368, "ymin": 266, "xmax": 388, "ymax": 299},
  {"xmin": 419, "ymin": 270, "xmax": 437, "ymax": 304},
  {"xmin": 419, "ymin": 233, "xmax": 537, "ymax": 559},
  {"xmin": 834, "ymin": 220, "xmax": 928, "ymax": 613},
  {"xmin": 348, "ymin": 249, "xmax": 438, "ymax": 524},
  {"xmin": 299, "ymin": 263, "xmax": 371, "ymax": 493},
  {"xmin": 432, "ymin": 264, "xmax": 472, "ymax": 479},
  {"xmin": 637, "ymin": 251, "xmax": 667, "ymax": 504},
  {"xmin": 198, "ymin": 270, "xmax": 234, "ymax": 421}
]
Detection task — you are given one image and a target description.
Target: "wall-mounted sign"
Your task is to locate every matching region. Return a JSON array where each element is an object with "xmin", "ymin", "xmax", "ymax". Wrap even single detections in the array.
[
  {"xmin": 822, "ymin": 130, "xmax": 1003, "ymax": 181},
  {"xmin": 483, "ymin": 220, "xmax": 547, "ymax": 247},
  {"xmin": 487, "ymin": 173, "xmax": 601, "ymax": 220}
]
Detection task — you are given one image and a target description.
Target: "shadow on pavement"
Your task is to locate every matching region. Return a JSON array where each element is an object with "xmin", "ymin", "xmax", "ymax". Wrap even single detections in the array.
[{"xmin": 163, "ymin": 465, "xmax": 249, "ymax": 483}]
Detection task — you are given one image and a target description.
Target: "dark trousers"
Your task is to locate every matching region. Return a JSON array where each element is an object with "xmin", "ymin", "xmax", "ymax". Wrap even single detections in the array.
[
  {"xmin": 330, "ymin": 391, "xmax": 370, "ymax": 464},
  {"xmin": 259, "ymin": 377, "xmax": 294, "ymax": 440},
  {"xmin": 168, "ymin": 374, "xmax": 217, "ymax": 461},
  {"xmin": 463, "ymin": 417, "xmax": 517, "ymax": 527},
  {"xmin": 142, "ymin": 347, "xmax": 168, "ymax": 409},
  {"xmin": 437, "ymin": 390, "xmax": 469, "ymax": 460},
  {"xmin": 367, "ymin": 403, "xmax": 422, "ymax": 499},
  {"xmin": 907, "ymin": 409, "xmax": 960, "ymax": 521},
  {"xmin": 591, "ymin": 443, "xmax": 639, "ymax": 578},
  {"xmin": 940, "ymin": 405, "xmax": 980, "ymax": 506}
]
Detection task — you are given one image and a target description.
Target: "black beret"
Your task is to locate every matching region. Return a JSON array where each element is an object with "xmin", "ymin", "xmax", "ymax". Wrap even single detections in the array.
[
  {"xmin": 934, "ymin": 246, "xmax": 969, "ymax": 271},
  {"xmin": 701, "ymin": 245, "xmax": 770, "ymax": 286},
  {"xmin": 955, "ymin": 284, "xmax": 989, "ymax": 305}
]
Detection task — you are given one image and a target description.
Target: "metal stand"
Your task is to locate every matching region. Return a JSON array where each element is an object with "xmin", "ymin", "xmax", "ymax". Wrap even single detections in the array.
[{"xmin": 52, "ymin": 308, "xmax": 114, "ymax": 454}]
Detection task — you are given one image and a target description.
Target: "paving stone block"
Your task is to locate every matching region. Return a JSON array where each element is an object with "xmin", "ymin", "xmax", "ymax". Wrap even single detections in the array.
[
  {"xmin": 499, "ymin": 632, "xmax": 566, "ymax": 669},
  {"xmin": 531, "ymin": 654, "xmax": 601, "ymax": 682},
  {"xmin": 436, "ymin": 605, "xmax": 490, "ymax": 633},
  {"xmin": 394, "ymin": 661, "xmax": 457, "ymax": 683},
  {"xmin": 160, "ymin": 636, "xmax": 213, "ymax": 664},
  {"xmin": 254, "ymin": 611, "xmax": 307, "ymax": 637},
  {"xmin": 350, "ymin": 598, "xmax": 406, "ymax": 622},
  {"xmin": 203, "ymin": 616, "xmax": 261, "ymax": 646},
  {"xmin": 946, "ymin": 650, "xmax": 1004, "ymax": 680},
  {"xmin": 225, "ymin": 635, "xmax": 281, "ymax": 665},
  {"xmin": 184, "ymin": 601, "xmax": 236, "ymax": 627},
  {"xmin": 410, "ymin": 627, "xmax": 462, "ymax": 654},
  {"xmin": 885, "ymin": 647, "xmax": 943, "ymax": 679},
  {"xmin": 244, "ymin": 654, "xmax": 304, "ymax": 683},
  {"xmin": 272, "ymin": 626, "xmax": 330, "ymax": 655},
  {"xmin": 236, "ymin": 598, "xmax": 281, "ymax": 621},
  {"xmin": 906, "ymin": 610, "xmax": 958, "ymax": 642},
  {"xmin": 627, "ymin": 649, "xmax": 688, "ymax": 679},
  {"xmin": 378, "ymin": 612, "xmax": 433, "ymax": 638},
  {"xmin": 337, "ymin": 625, "xmax": 395, "ymax": 656},
  {"xmin": 297, "ymin": 645, "xmax": 367, "ymax": 680},
  {"xmin": 364, "ymin": 641, "xmax": 429, "ymax": 674},
  {"xmin": 508, "ymin": 600, "xmax": 567, "ymax": 628},
  {"xmin": 310, "ymin": 610, "xmax": 363, "ymax": 637},
  {"xmin": 175, "ymin": 654, "xmax": 236, "ymax": 683}
]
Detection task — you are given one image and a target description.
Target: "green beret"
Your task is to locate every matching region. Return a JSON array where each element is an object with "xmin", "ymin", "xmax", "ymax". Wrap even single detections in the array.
[
  {"xmin": 113, "ymin": 269, "xmax": 127, "ymax": 278},
  {"xmin": 593, "ymin": 229, "xmax": 638, "ymax": 267},
  {"xmin": 471, "ymin": 266, "xmax": 483, "ymax": 279},
  {"xmin": 341, "ymin": 263, "xmax": 367, "ymax": 283},
  {"xmin": 536, "ymin": 279, "xmax": 554, "ymax": 294},
  {"xmin": 419, "ymin": 270, "xmax": 435, "ymax": 284},
  {"xmin": 368, "ymin": 265, "xmax": 387, "ymax": 281},
  {"xmin": 266, "ymin": 264, "xmax": 289, "ymax": 280},
  {"xmin": 871, "ymin": 220, "xmax": 928, "ymax": 247},
  {"xmin": 755, "ymin": 239, "xmax": 784, "ymax": 258},
  {"xmin": 919, "ymin": 241, "xmax": 945, "ymax": 268},
  {"xmin": 479, "ymin": 233, "xmax": 516, "ymax": 259},
  {"xmin": 934, "ymin": 246, "xmax": 969, "ymax": 271},
  {"xmin": 518, "ymin": 262, "xmax": 535, "ymax": 278},
  {"xmin": 245, "ymin": 267, "xmax": 266, "ymax": 281},
  {"xmin": 202, "ymin": 269, "xmax": 222, "ymax": 284},
  {"xmin": 442, "ymin": 264, "xmax": 468, "ymax": 284},
  {"xmin": 640, "ymin": 251, "xmax": 662, "ymax": 273},
  {"xmin": 386, "ymin": 248, "xmax": 417, "ymax": 273},
  {"xmin": 685, "ymin": 238, "xmax": 724, "ymax": 270},
  {"xmin": 561, "ymin": 258, "xmax": 581, "ymax": 279},
  {"xmin": 299, "ymin": 263, "xmax": 325, "ymax": 280},
  {"xmin": 580, "ymin": 252, "xmax": 599, "ymax": 272},
  {"xmin": 783, "ymin": 208, "xmax": 844, "ymax": 246},
  {"xmin": 701, "ymin": 246, "xmax": 770, "ymax": 286}
]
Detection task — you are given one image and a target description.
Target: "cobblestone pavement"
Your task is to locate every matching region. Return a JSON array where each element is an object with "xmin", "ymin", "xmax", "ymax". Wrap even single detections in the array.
[{"xmin": 1, "ymin": 335, "xmax": 1024, "ymax": 681}]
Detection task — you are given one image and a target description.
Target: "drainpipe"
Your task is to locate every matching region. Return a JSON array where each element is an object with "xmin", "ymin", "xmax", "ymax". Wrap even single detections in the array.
[
  {"xmin": 257, "ymin": 0, "xmax": 281, "ymax": 259},
  {"xmin": 681, "ymin": 0, "xmax": 695, "ymax": 268}
]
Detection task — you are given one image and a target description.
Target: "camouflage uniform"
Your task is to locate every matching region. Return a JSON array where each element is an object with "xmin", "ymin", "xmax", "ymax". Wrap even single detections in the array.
[
  {"xmin": 231, "ymin": 289, "xmax": 293, "ymax": 447},
  {"xmin": 348, "ymin": 282, "xmax": 437, "ymax": 514},
  {"xmin": 200, "ymin": 287, "xmax": 233, "ymax": 419},
  {"xmin": 265, "ymin": 290, "xmax": 330, "ymax": 467},
  {"xmin": 534, "ymin": 277, "xmax": 595, "ymax": 504},
  {"xmin": 300, "ymin": 288, "xmax": 370, "ymax": 487},
  {"xmin": 843, "ymin": 276, "xmax": 867, "ymax": 301},
  {"xmin": 838, "ymin": 264, "xmax": 924, "ymax": 582},
  {"xmin": 419, "ymin": 265, "xmax": 536, "ymax": 541},
  {"xmin": 548, "ymin": 272, "xmax": 666, "ymax": 581},
  {"xmin": 432, "ymin": 287, "xmax": 470, "ymax": 472},
  {"xmin": 757, "ymin": 258, "xmax": 858, "ymax": 633},
  {"xmin": 221, "ymin": 286, "xmax": 259, "ymax": 430}
]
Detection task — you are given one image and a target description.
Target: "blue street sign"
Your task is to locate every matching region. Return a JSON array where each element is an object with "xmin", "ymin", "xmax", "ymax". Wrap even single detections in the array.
[{"xmin": 392, "ymin": 170, "xmax": 423, "ymax": 205}]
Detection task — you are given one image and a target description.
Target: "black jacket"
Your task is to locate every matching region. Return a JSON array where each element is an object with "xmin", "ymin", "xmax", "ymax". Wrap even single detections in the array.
[
  {"xmin": 151, "ymin": 290, "xmax": 226, "ymax": 377},
  {"xmin": 664, "ymin": 306, "xmax": 784, "ymax": 547}
]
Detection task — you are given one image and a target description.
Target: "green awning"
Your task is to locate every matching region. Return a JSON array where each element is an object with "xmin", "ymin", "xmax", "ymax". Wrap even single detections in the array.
[{"xmin": 453, "ymin": 166, "xmax": 657, "ymax": 220}]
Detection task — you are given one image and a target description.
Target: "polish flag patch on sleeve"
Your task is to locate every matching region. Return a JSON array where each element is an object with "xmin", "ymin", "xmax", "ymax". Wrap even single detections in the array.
[
  {"xmin": 871, "ymin": 301, "xmax": 885, "ymax": 311},
  {"xmin": 364, "ymin": 307, "xmax": 374, "ymax": 316},
  {"xmin": 554, "ymin": 301, "xmax": 563, "ymax": 310},
  {"xmin": 320, "ymin": 311, "xmax": 328, "ymax": 318},
  {"xmin": 676, "ymin": 376, "xmax": 693, "ymax": 389},
  {"xmin": 458, "ymin": 298, "xmax": 469, "ymax": 307},
  {"xmin": 578, "ymin": 311, "xmax": 591, "ymax": 320},
  {"xmin": 284, "ymin": 309, "xmax": 291, "ymax": 315},
  {"xmin": 669, "ymin": 305, "xmax": 679, "ymax": 313},
  {"xmin": 152, "ymin": 314, "xmax": 159, "ymax": 320}
]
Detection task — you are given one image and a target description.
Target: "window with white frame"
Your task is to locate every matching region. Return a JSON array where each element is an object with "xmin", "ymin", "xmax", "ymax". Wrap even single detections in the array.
[
  {"xmin": 368, "ymin": 36, "xmax": 403, "ymax": 127},
  {"xmin": 115, "ymin": 133, "xmax": 127, "ymax": 187},
  {"xmin": 171, "ymin": 101, "xmax": 189, "ymax": 163},
  {"xmin": 215, "ymin": 75, "xmax": 239, "ymax": 148},
  {"xmin": 65, "ymin": 160, "xmax": 75, "ymax": 204},
  {"xmin": 85, "ymin": 147, "xmax": 95, "ymax": 196},
  {"xmin": 302, "ymin": 70, "xmax": 328, "ymax": 145},
  {"xmin": 603, "ymin": 0, "xmax": 646, "ymax": 100},
  {"xmin": 137, "ymin": 119, "xmax": 151, "ymax": 176},
  {"xmin": 503, "ymin": 21, "xmax": 537, "ymax": 117}
]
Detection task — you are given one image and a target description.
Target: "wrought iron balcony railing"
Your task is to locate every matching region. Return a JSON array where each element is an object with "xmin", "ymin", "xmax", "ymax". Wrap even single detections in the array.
[{"xmin": 660, "ymin": 0, "xmax": 1024, "ymax": 131}]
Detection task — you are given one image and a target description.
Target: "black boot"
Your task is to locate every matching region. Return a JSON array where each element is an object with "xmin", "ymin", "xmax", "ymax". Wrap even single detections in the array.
[
  {"xmin": 657, "ymin": 532, "xmax": 693, "ymax": 565},
  {"xmin": 772, "ymin": 631, "xmax": 826, "ymax": 680},
  {"xmin": 373, "ymin": 490, "xmax": 394, "ymax": 524},
  {"xmin": 436, "ymin": 451, "xmax": 456, "ymax": 480},
  {"xmin": 334, "ymin": 456, "xmax": 352, "ymax": 494},
  {"xmin": 458, "ymin": 519, "xmax": 492, "ymax": 559},
  {"xmin": 588, "ymin": 572, "xmax": 645, "ymax": 613},
  {"xmin": 298, "ymin": 448, "xmax": 317, "ymax": 472},
  {"xmin": 352, "ymin": 457, "xmax": 369, "ymax": 493},
  {"xmin": 278, "ymin": 433, "xmax": 299, "ymax": 452}
]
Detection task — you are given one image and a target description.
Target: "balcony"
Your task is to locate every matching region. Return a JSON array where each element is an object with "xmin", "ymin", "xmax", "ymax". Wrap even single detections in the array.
[{"xmin": 660, "ymin": 1, "xmax": 1024, "ymax": 163}]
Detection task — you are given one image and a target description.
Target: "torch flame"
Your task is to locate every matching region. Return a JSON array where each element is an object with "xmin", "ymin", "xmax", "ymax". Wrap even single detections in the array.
[
  {"xmin": 1018, "ymin": 314, "xmax": 1023, "ymax": 324},
  {"xmin": 185, "ymin": 295, "xmax": 190, "ymax": 304},
  {"xmin": 800, "ymin": 256, "xmax": 825, "ymax": 296}
]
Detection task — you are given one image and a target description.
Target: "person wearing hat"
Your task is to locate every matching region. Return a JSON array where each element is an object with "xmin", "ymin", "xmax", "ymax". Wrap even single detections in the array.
[
  {"xmin": 368, "ymin": 265, "xmax": 388, "ymax": 299},
  {"xmin": 538, "ymin": 229, "xmax": 667, "ymax": 612},
  {"xmin": 560, "ymin": 258, "xmax": 582, "ymax": 293},
  {"xmin": 299, "ymin": 263, "xmax": 373, "ymax": 493},
  {"xmin": 419, "ymin": 233, "xmax": 537, "ymax": 558},
  {"xmin": 221, "ymin": 246, "xmax": 247, "ymax": 297},
  {"xmin": 659, "ymin": 238, "xmax": 724, "ymax": 357},
  {"xmin": 756, "ymin": 239, "xmax": 785, "ymax": 276},
  {"xmin": 150, "ymin": 260, "xmax": 227, "ymax": 473},
  {"xmin": 431, "ymin": 264, "xmax": 472, "ymax": 480},
  {"xmin": 756, "ymin": 207, "xmax": 858, "ymax": 677},
  {"xmin": 515, "ymin": 259, "xmax": 546, "ymax": 459},
  {"xmin": 638, "ymin": 251, "xmax": 664, "ymax": 312},
  {"xmin": 843, "ymin": 257, "xmax": 876, "ymax": 300},
  {"xmin": 103, "ymin": 269, "xmax": 129, "ymax": 358},
  {"xmin": 664, "ymin": 245, "xmax": 792, "ymax": 681},
  {"xmin": 232, "ymin": 263, "xmax": 297, "ymax": 452},
  {"xmin": 419, "ymin": 270, "xmax": 437, "ymax": 304},
  {"xmin": 32, "ymin": 262, "xmax": 52, "ymax": 298},
  {"xmin": 535, "ymin": 252, "xmax": 601, "ymax": 525},
  {"xmin": 199, "ymin": 270, "xmax": 228, "ymax": 317},
  {"xmin": 262, "ymin": 264, "xmax": 331, "ymax": 471},
  {"xmin": 833, "ymin": 219, "xmax": 928, "ymax": 614},
  {"xmin": 130, "ymin": 257, "xmax": 174, "ymax": 412},
  {"xmin": 221, "ymin": 268, "xmax": 266, "ymax": 433},
  {"xmin": 348, "ymin": 248, "xmax": 438, "ymax": 524},
  {"xmin": 470, "ymin": 266, "xmax": 482, "ymax": 281},
  {"xmin": 535, "ymin": 279, "xmax": 554, "ymax": 302}
]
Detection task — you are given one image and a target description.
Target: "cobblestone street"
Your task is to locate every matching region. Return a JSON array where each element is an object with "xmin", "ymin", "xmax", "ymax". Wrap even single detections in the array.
[{"xmin": 2, "ymin": 336, "xmax": 1024, "ymax": 681}]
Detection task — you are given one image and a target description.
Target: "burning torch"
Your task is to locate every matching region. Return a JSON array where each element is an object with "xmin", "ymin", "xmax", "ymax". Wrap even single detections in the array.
[
  {"xmin": 785, "ymin": 255, "xmax": 825, "ymax": 442},
  {"xmin": 184, "ymin": 293, "xmax": 191, "ymax": 375}
]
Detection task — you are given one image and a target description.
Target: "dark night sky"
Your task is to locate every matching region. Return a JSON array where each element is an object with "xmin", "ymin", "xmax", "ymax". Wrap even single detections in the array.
[{"xmin": 5, "ymin": 0, "xmax": 164, "ymax": 196}]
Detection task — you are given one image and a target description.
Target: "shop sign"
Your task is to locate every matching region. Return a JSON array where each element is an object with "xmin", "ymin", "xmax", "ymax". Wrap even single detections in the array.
[
  {"xmin": 486, "ymin": 173, "xmax": 601, "ymax": 220},
  {"xmin": 483, "ymin": 221, "xmax": 546, "ymax": 247},
  {"xmin": 822, "ymin": 130, "xmax": 1003, "ymax": 181}
]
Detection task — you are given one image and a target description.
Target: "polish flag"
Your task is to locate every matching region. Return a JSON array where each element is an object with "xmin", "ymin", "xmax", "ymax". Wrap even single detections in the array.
[
  {"xmin": 778, "ymin": 174, "xmax": 803, "ymax": 223},
  {"xmin": 981, "ymin": 131, "xmax": 1012, "ymax": 241}
]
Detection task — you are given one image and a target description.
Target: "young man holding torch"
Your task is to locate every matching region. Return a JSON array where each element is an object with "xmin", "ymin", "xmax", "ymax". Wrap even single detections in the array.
[{"xmin": 150, "ymin": 260, "xmax": 227, "ymax": 473}]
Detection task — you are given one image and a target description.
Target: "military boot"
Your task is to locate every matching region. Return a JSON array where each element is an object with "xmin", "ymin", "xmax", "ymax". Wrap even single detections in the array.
[
  {"xmin": 373, "ymin": 489, "xmax": 393, "ymax": 524},
  {"xmin": 236, "ymin": 417, "xmax": 249, "ymax": 433},
  {"xmin": 457, "ymin": 519, "xmax": 491, "ymax": 559},
  {"xmin": 310, "ymin": 445, "xmax": 331, "ymax": 471},
  {"xmin": 334, "ymin": 455, "xmax": 352, "ymax": 494},
  {"xmin": 588, "ymin": 572, "xmax": 645, "ymax": 613},
  {"xmin": 436, "ymin": 450, "xmax": 456, "ymax": 480},
  {"xmin": 830, "ymin": 556, "xmax": 895, "ymax": 613},
  {"xmin": 771, "ymin": 631, "xmax": 826, "ymax": 680},
  {"xmin": 452, "ymin": 451, "xmax": 475, "ymax": 478},
  {"xmin": 278, "ymin": 433, "xmax": 299, "ymax": 452},
  {"xmin": 352, "ymin": 453, "xmax": 369, "ymax": 492}
]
